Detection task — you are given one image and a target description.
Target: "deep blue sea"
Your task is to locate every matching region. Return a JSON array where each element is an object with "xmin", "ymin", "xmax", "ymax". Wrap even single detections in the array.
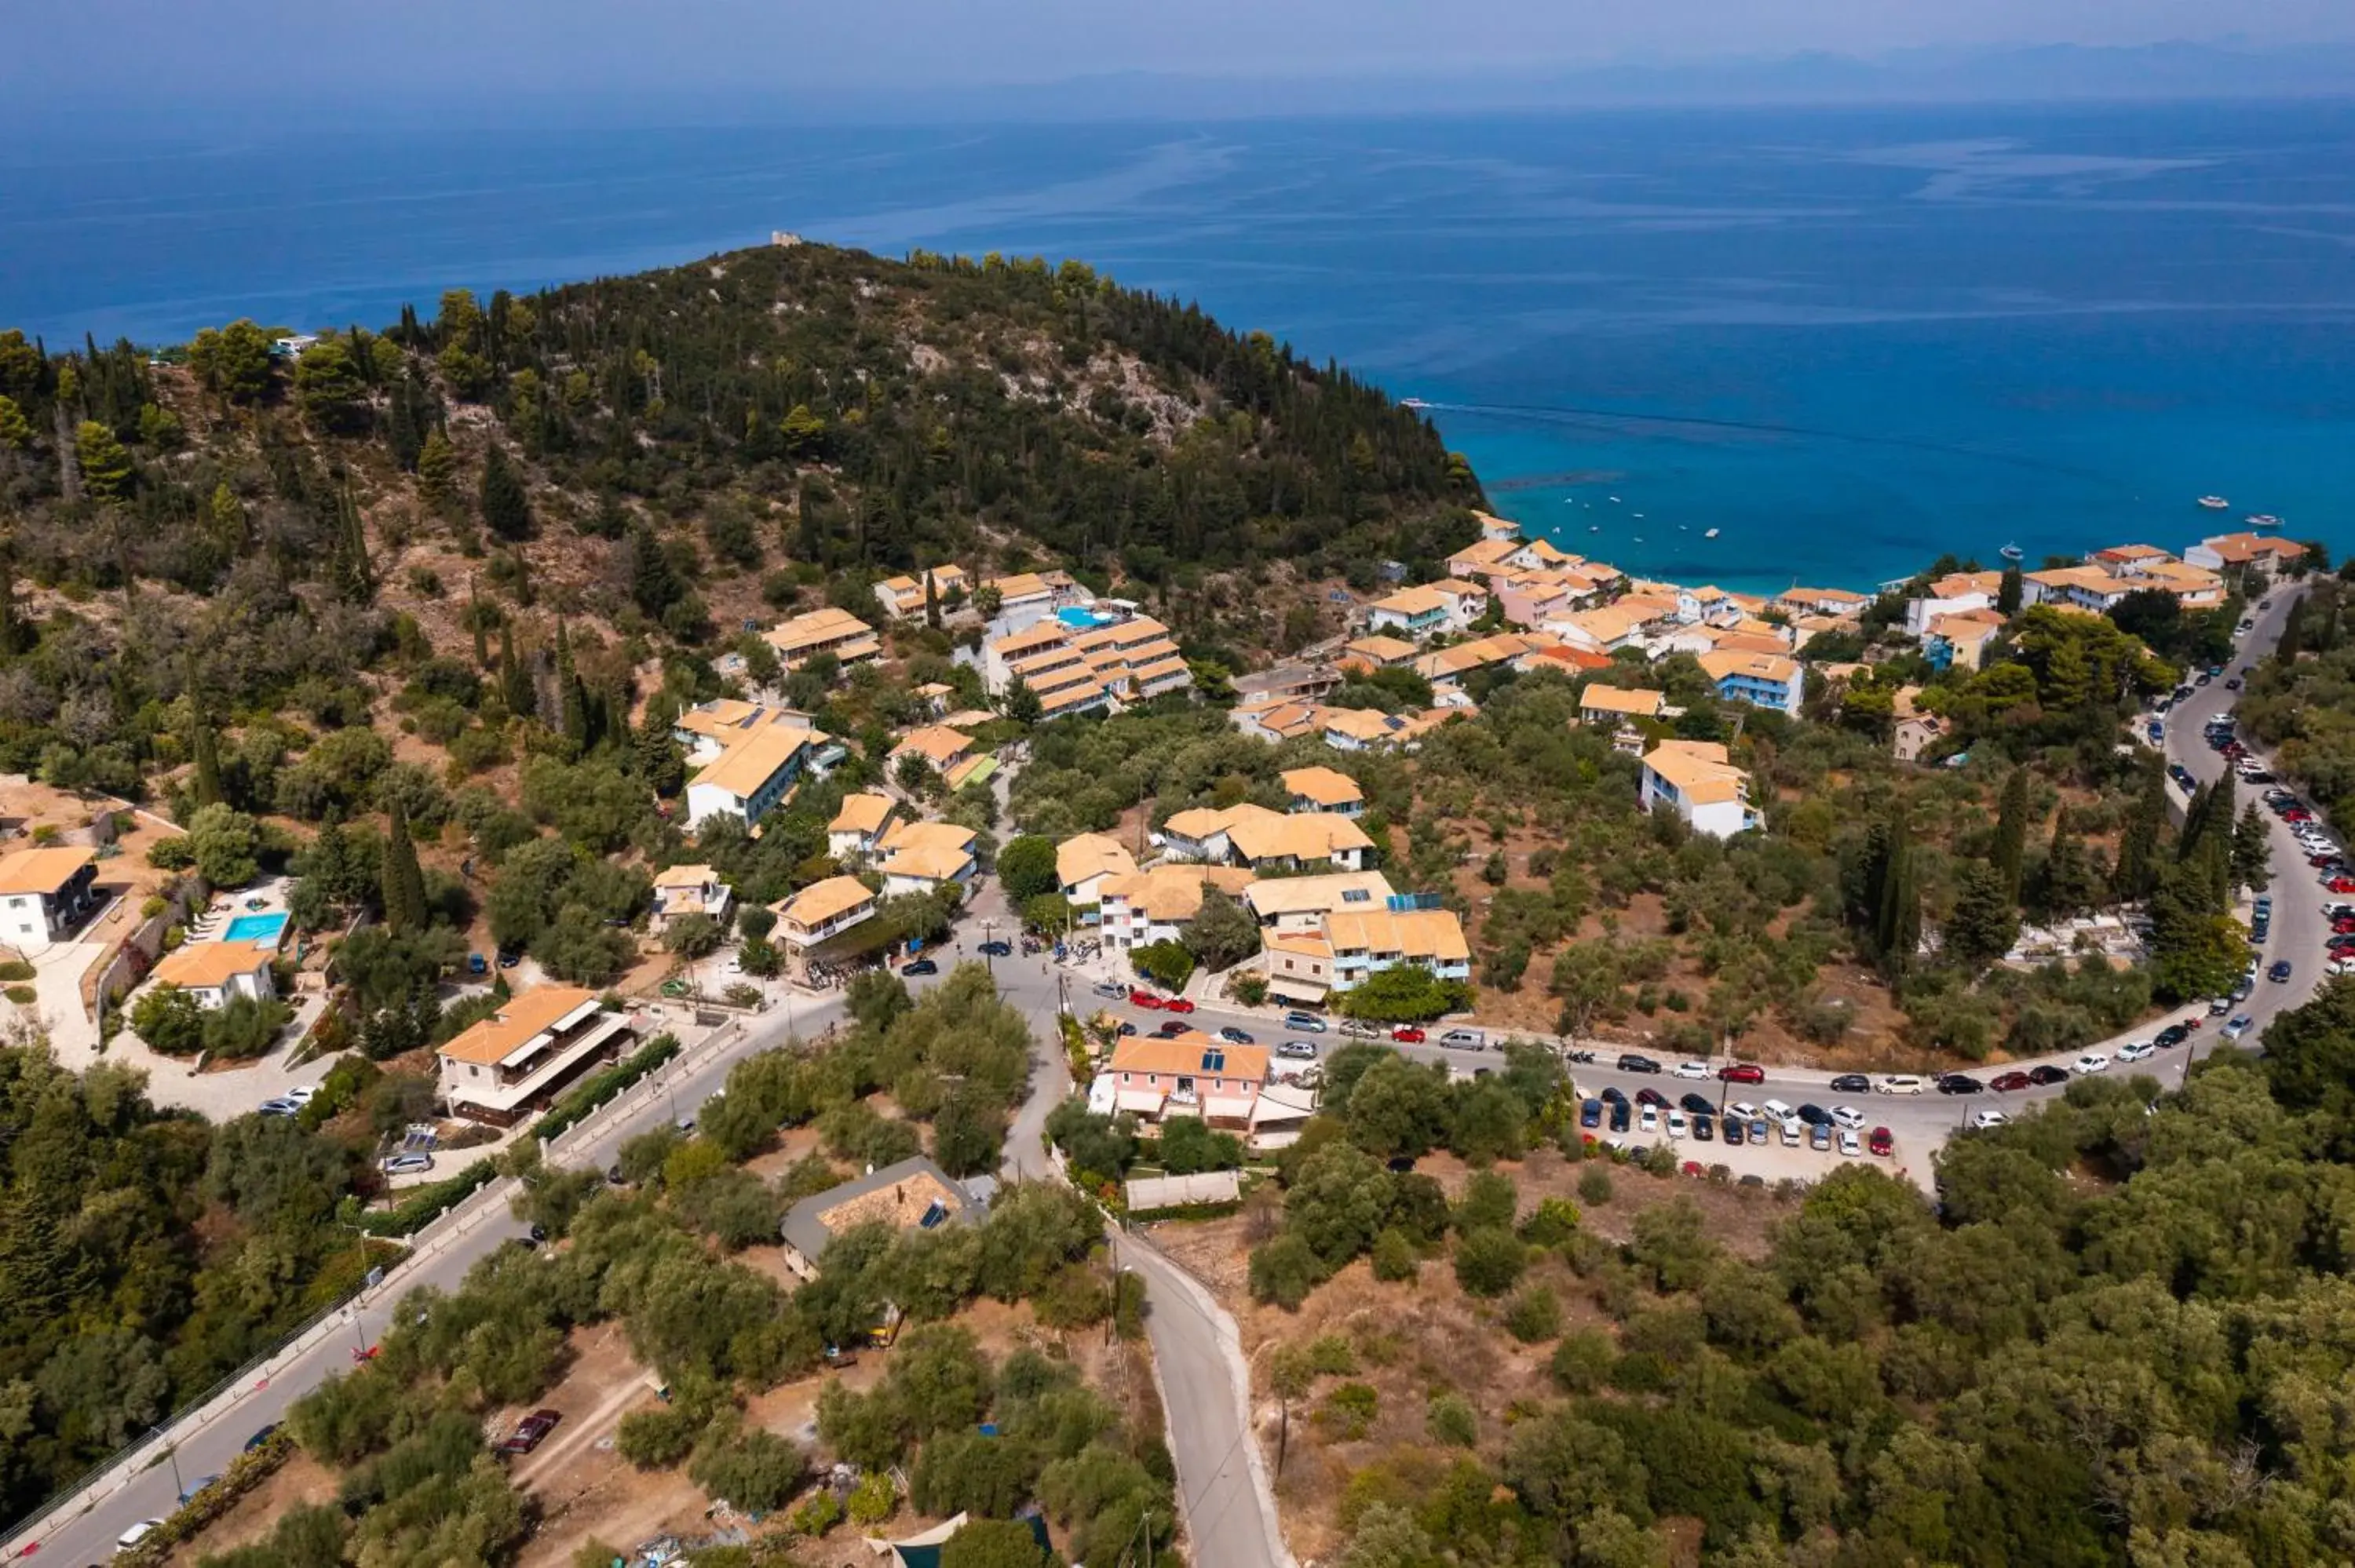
[{"xmin": 5, "ymin": 101, "xmax": 2353, "ymax": 593}]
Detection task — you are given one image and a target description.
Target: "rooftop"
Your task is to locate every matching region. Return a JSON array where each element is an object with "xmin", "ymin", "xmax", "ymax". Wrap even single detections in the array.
[
  {"xmin": 780, "ymin": 1155, "xmax": 975, "ymax": 1265},
  {"xmin": 1280, "ymin": 765, "xmax": 1364, "ymax": 808},
  {"xmin": 0, "ymin": 845, "xmax": 93, "ymax": 896},
  {"xmin": 1110, "ymin": 1030, "xmax": 1271, "ymax": 1084},
  {"xmin": 1579, "ymin": 684, "xmax": 1666, "ymax": 717},
  {"xmin": 828, "ymin": 792, "xmax": 898, "ymax": 836},
  {"xmin": 150, "ymin": 939, "xmax": 276, "ymax": 990},
  {"xmin": 892, "ymin": 726, "xmax": 976, "ymax": 767},
  {"xmin": 777, "ymin": 875, "xmax": 878, "ymax": 930},
  {"xmin": 1243, "ymin": 870, "xmax": 1397, "ymax": 920},
  {"xmin": 437, "ymin": 986, "xmax": 601, "ymax": 1066},
  {"xmin": 1057, "ymin": 832, "xmax": 1138, "ymax": 889},
  {"xmin": 690, "ymin": 723, "xmax": 809, "ymax": 800},
  {"xmin": 1642, "ymin": 740, "xmax": 1748, "ymax": 805}
]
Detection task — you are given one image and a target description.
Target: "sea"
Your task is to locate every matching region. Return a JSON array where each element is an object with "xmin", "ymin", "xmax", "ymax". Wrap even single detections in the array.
[{"xmin": 5, "ymin": 100, "xmax": 2353, "ymax": 594}]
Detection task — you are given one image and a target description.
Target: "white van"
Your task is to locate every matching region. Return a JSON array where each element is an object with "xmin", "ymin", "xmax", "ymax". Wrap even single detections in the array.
[
  {"xmin": 1761, "ymin": 1099, "xmax": 1795, "ymax": 1122},
  {"xmin": 1875, "ymin": 1074, "xmax": 1926, "ymax": 1096}
]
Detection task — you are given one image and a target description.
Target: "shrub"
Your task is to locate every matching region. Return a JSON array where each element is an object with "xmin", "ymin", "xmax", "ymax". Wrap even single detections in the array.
[
  {"xmin": 1247, "ymin": 1234, "xmax": 1322, "ymax": 1310},
  {"xmin": 846, "ymin": 1471, "xmax": 896, "ymax": 1526},
  {"xmin": 4, "ymin": 985, "xmax": 33, "ymax": 1005},
  {"xmin": 1551, "ymin": 1330, "xmax": 1615, "ymax": 1392},
  {"xmin": 688, "ymin": 1425, "xmax": 808, "ymax": 1512},
  {"xmin": 1370, "ymin": 1227, "xmax": 1418, "ymax": 1282},
  {"xmin": 0, "ymin": 958, "xmax": 35, "ymax": 982},
  {"xmin": 1319, "ymin": 1382, "xmax": 1380, "ymax": 1439},
  {"xmin": 1518, "ymin": 1197, "xmax": 1582, "ymax": 1246},
  {"xmin": 1504, "ymin": 1285, "xmax": 1564, "ymax": 1344},
  {"xmin": 1577, "ymin": 1167, "xmax": 1616, "ymax": 1206},
  {"xmin": 1426, "ymin": 1391, "xmax": 1479, "ymax": 1447},
  {"xmin": 790, "ymin": 1489, "xmax": 842, "ymax": 1537},
  {"xmin": 615, "ymin": 1406, "xmax": 699, "ymax": 1468},
  {"xmin": 1453, "ymin": 1228, "xmax": 1528, "ymax": 1298}
]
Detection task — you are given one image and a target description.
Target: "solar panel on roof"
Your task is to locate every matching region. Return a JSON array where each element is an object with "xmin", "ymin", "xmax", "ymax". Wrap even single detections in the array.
[
  {"xmin": 1203, "ymin": 1048, "xmax": 1225, "ymax": 1072},
  {"xmin": 918, "ymin": 1200, "xmax": 949, "ymax": 1229}
]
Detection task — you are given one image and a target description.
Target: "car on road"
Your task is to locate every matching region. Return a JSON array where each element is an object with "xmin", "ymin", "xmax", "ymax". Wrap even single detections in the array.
[
  {"xmin": 1679, "ymin": 1092, "xmax": 1715, "ymax": 1116},
  {"xmin": 2072, "ymin": 1052, "xmax": 2111, "ymax": 1074},
  {"xmin": 1094, "ymin": 981, "xmax": 1129, "ymax": 1000},
  {"xmin": 119, "ymin": 1519, "xmax": 165, "ymax": 1551},
  {"xmin": 1936, "ymin": 1074, "xmax": 1984, "ymax": 1096},
  {"xmin": 901, "ymin": 958, "xmax": 938, "ymax": 976},
  {"xmin": 1869, "ymin": 1126, "xmax": 1894, "ymax": 1158},
  {"xmin": 1438, "ymin": 1028, "xmax": 1486, "ymax": 1050},
  {"xmin": 1152, "ymin": 1020, "xmax": 1190, "ymax": 1037},
  {"xmin": 977, "ymin": 940, "xmax": 1013, "ymax": 957},
  {"xmin": 243, "ymin": 1423, "xmax": 279, "ymax": 1453},
  {"xmin": 1831, "ymin": 1104, "xmax": 1866, "ymax": 1129},
  {"xmin": 2117, "ymin": 1040, "xmax": 2156, "ymax": 1063},
  {"xmin": 1838, "ymin": 1128, "xmax": 1861, "ymax": 1157},
  {"xmin": 1128, "ymin": 990, "xmax": 1164, "ymax": 1009},
  {"xmin": 1970, "ymin": 1109, "xmax": 2010, "ymax": 1129},
  {"xmin": 1617, "ymin": 1053, "xmax": 1662, "ymax": 1074},
  {"xmin": 1718, "ymin": 1062, "xmax": 1766, "ymax": 1084},
  {"xmin": 1391, "ymin": 1026, "xmax": 1426, "ymax": 1043},
  {"xmin": 1164, "ymin": 997, "xmax": 1197, "ymax": 1014},
  {"xmin": 1830, "ymin": 1073, "xmax": 1872, "ymax": 1094},
  {"xmin": 499, "ymin": 1408, "xmax": 562, "ymax": 1456},
  {"xmin": 1276, "ymin": 1040, "xmax": 1318, "ymax": 1060},
  {"xmin": 1218, "ymin": 1026, "xmax": 1255, "ymax": 1045},
  {"xmin": 1673, "ymin": 1061, "xmax": 1711, "ymax": 1080},
  {"xmin": 258, "ymin": 1097, "xmax": 301, "ymax": 1117},
  {"xmin": 1876, "ymin": 1074, "xmax": 1926, "ymax": 1095},
  {"xmin": 1636, "ymin": 1087, "xmax": 1670, "ymax": 1108},
  {"xmin": 2155, "ymin": 1024, "xmax": 2191, "ymax": 1048},
  {"xmin": 382, "ymin": 1153, "xmax": 435, "ymax": 1176},
  {"xmin": 2223, "ymin": 1014, "xmax": 2255, "ymax": 1041},
  {"xmin": 1989, "ymin": 1070, "xmax": 2032, "ymax": 1092},
  {"xmin": 1283, "ymin": 1012, "xmax": 1327, "ymax": 1033},
  {"xmin": 1579, "ymin": 1099, "xmax": 1603, "ymax": 1129},
  {"xmin": 2269, "ymin": 960, "xmax": 2294, "ymax": 983}
]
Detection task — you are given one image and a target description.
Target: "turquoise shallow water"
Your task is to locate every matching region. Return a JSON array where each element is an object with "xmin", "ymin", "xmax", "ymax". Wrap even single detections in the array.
[{"xmin": 5, "ymin": 101, "xmax": 2350, "ymax": 590}]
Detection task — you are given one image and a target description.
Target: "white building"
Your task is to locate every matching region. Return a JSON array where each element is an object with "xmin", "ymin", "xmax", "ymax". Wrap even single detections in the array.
[
  {"xmin": 436, "ymin": 985, "xmax": 633, "ymax": 1127},
  {"xmin": 876, "ymin": 820, "xmax": 980, "ymax": 899},
  {"xmin": 650, "ymin": 864, "xmax": 732, "ymax": 935},
  {"xmin": 685, "ymin": 724, "xmax": 809, "ymax": 830},
  {"xmin": 0, "ymin": 847, "xmax": 99, "ymax": 955},
  {"xmin": 147, "ymin": 939, "xmax": 277, "ymax": 1009},
  {"xmin": 827, "ymin": 793, "xmax": 901, "ymax": 863},
  {"xmin": 1639, "ymin": 740, "xmax": 1761, "ymax": 840}
]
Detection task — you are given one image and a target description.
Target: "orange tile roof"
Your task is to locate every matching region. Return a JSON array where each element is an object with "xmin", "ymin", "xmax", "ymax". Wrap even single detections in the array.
[
  {"xmin": 1280, "ymin": 766, "xmax": 1364, "ymax": 808},
  {"xmin": 150, "ymin": 939, "xmax": 275, "ymax": 990},
  {"xmin": 438, "ymin": 985, "xmax": 600, "ymax": 1066},
  {"xmin": 1110, "ymin": 1030, "xmax": 1270, "ymax": 1083},
  {"xmin": 0, "ymin": 846, "xmax": 93, "ymax": 896},
  {"xmin": 690, "ymin": 724, "xmax": 809, "ymax": 799}
]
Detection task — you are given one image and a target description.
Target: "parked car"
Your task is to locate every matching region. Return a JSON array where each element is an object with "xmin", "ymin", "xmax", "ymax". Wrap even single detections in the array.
[
  {"xmin": 1599, "ymin": 1085, "xmax": 1628, "ymax": 1105},
  {"xmin": 1579, "ymin": 1099, "xmax": 1603, "ymax": 1129},
  {"xmin": 1936, "ymin": 1074, "xmax": 1984, "ymax": 1096},
  {"xmin": 1989, "ymin": 1070, "xmax": 2032, "ymax": 1092},
  {"xmin": 1751, "ymin": 1118, "xmax": 1773, "ymax": 1145},
  {"xmin": 1638, "ymin": 1105, "xmax": 1659, "ymax": 1135},
  {"xmin": 1838, "ymin": 1128, "xmax": 1861, "ymax": 1157},
  {"xmin": 499, "ymin": 1409, "xmax": 562, "ymax": 1456},
  {"xmin": 1673, "ymin": 1061, "xmax": 1711, "ymax": 1080},
  {"xmin": 257, "ymin": 1097, "xmax": 301, "ymax": 1117},
  {"xmin": 119, "ymin": 1520, "xmax": 165, "ymax": 1551},
  {"xmin": 1283, "ymin": 1011, "xmax": 1327, "ymax": 1033},
  {"xmin": 1608, "ymin": 1100, "xmax": 1632, "ymax": 1132},
  {"xmin": 1876, "ymin": 1074, "xmax": 1926, "ymax": 1095},
  {"xmin": 1728, "ymin": 1101, "xmax": 1761, "ymax": 1121},
  {"xmin": 1674, "ymin": 1092, "xmax": 1711, "ymax": 1116},
  {"xmin": 901, "ymin": 958, "xmax": 939, "ymax": 976},
  {"xmin": 2118, "ymin": 1040, "xmax": 2156, "ymax": 1063},
  {"xmin": 1808, "ymin": 1121, "xmax": 1833, "ymax": 1151},
  {"xmin": 382, "ymin": 1153, "xmax": 434, "ymax": 1176},
  {"xmin": 2073, "ymin": 1052, "xmax": 2112, "ymax": 1074},
  {"xmin": 1665, "ymin": 1110, "xmax": 1689, "ymax": 1140},
  {"xmin": 1722, "ymin": 1117, "xmax": 1745, "ymax": 1147},
  {"xmin": 2154, "ymin": 1024, "xmax": 2190, "ymax": 1048},
  {"xmin": 1831, "ymin": 1104, "xmax": 1866, "ymax": 1129},
  {"xmin": 1276, "ymin": 1040, "xmax": 1319, "ymax": 1060},
  {"xmin": 1829, "ymin": 1073, "xmax": 1871, "ymax": 1094},
  {"xmin": 1152, "ymin": 1020, "xmax": 1189, "ymax": 1037},
  {"xmin": 1390, "ymin": 1026, "xmax": 1426, "ymax": 1043},
  {"xmin": 1796, "ymin": 1103, "xmax": 1833, "ymax": 1126},
  {"xmin": 1128, "ymin": 990, "xmax": 1164, "ymax": 1009},
  {"xmin": 1438, "ymin": 1028, "xmax": 1486, "ymax": 1050},
  {"xmin": 1635, "ymin": 1087, "xmax": 1670, "ymax": 1108},
  {"xmin": 1094, "ymin": 980, "xmax": 1130, "ymax": 1001},
  {"xmin": 243, "ymin": 1424, "xmax": 279, "ymax": 1453},
  {"xmin": 1868, "ymin": 1127, "xmax": 1895, "ymax": 1158},
  {"xmin": 1616, "ymin": 1053, "xmax": 1662, "ymax": 1074},
  {"xmin": 2223, "ymin": 1014, "xmax": 2255, "ymax": 1041},
  {"xmin": 1218, "ymin": 1026, "xmax": 1255, "ymax": 1045},
  {"xmin": 1970, "ymin": 1109, "xmax": 2010, "ymax": 1130},
  {"xmin": 285, "ymin": 1085, "xmax": 316, "ymax": 1104},
  {"xmin": 1718, "ymin": 1062, "xmax": 1766, "ymax": 1084},
  {"xmin": 977, "ymin": 940, "xmax": 1013, "ymax": 957}
]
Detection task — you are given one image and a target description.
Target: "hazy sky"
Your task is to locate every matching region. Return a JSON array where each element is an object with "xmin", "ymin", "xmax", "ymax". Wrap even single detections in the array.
[{"xmin": 11, "ymin": 0, "xmax": 2355, "ymax": 101}]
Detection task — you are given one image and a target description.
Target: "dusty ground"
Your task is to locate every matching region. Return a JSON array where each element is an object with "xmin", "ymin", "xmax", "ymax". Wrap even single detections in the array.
[
  {"xmin": 1150, "ymin": 1147, "xmax": 1798, "ymax": 1566},
  {"xmin": 163, "ymin": 1452, "xmax": 341, "ymax": 1565}
]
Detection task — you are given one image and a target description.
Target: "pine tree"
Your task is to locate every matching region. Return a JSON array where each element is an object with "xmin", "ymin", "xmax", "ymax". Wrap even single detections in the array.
[
  {"xmin": 556, "ymin": 622, "xmax": 588, "ymax": 753},
  {"xmin": 380, "ymin": 798, "xmax": 429, "ymax": 934},
  {"xmin": 2039, "ymin": 814, "xmax": 2098, "ymax": 921},
  {"xmin": 190, "ymin": 704, "xmax": 223, "ymax": 809},
  {"xmin": 480, "ymin": 443, "xmax": 531, "ymax": 540},
  {"xmin": 74, "ymin": 419, "xmax": 133, "ymax": 501},
  {"xmin": 1946, "ymin": 862, "xmax": 2019, "ymax": 969},
  {"xmin": 1997, "ymin": 563, "xmax": 2024, "ymax": 616},
  {"xmin": 635, "ymin": 724, "xmax": 686, "ymax": 796},
  {"xmin": 1992, "ymin": 767, "xmax": 2030, "ymax": 903},
  {"xmin": 2231, "ymin": 803, "xmax": 2273, "ymax": 896},
  {"xmin": 2114, "ymin": 760, "xmax": 2167, "ymax": 903},
  {"xmin": 470, "ymin": 575, "xmax": 490, "ymax": 667},
  {"xmin": 416, "ymin": 427, "xmax": 456, "ymax": 509},
  {"xmin": 499, "ymin": 620, "xmax": 535, "ymax": 720},
  {"xmin": 206, "ymin": 481, "xmax": 246, "ymax": 549}
]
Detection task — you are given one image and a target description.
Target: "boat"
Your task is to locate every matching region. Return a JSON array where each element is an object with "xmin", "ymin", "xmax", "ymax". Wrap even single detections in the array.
[
  {"xmin": 2246, "ymin": 513, "xmax": 2283, "ymax": 528},
  {"xmin": 2197, "ymin": 495, "xmax": 2229, "ymax": 510},
  {"xmin": 1703, "ymin": 527, "xmax": 1720, "ymax": 540},
  {"xmin": 1999, "ymin": 542, "xmax": 2025, "ymax": 563},
  {"xmin": 1400, "ymin": 396, "xmax": 1429, "ymax": 410}
]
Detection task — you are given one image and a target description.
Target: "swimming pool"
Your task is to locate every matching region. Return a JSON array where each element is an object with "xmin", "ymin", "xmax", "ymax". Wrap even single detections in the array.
[
  {"xmin": 223, "ymin": 911, "xmax": 289, "ymax": 946},
  {"xmin": 1056, "ymin": 607, "xmax": 1118, "ymax": 630}
]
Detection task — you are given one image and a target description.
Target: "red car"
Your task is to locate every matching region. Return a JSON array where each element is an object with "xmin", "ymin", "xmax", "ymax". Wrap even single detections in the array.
[
  {"xmin": 2328, "ymin": 879, "xmax": 2355, "ymax": 895},
  {"xmin": 1717, "ymin": 1063, "xmax": 1765, "ymax": 1084},
  {"xmin": 2331, "ymin": 917, "xmax": 2355, "ymax": 934},
  {"xmin": 1392, "ymin": 1026, "xmax": 1426, "ymax": 1043},
  {"xmin": 1128, "ymin": 990, "xmax": 1163, "ymax": 1009},
  {"xmin": 499, "ymin": 1409, "xmax": 561, "ymax": 1456},
  {"xmin": 1153, "ymin": 1020, "xmax": 1190, "ymax": 1037},
  {"xmin": 1681, "ymin": 1161, "xmax": 1707, "ymax": 1178},
  {"xmin": 1165, "ymin": 997, "xmax": 1196, "ymax": 1015},
  {"xmin": 1868, "ymin": 1127, "xmax": 1894, "ymax": 1158},
  {"xmin": 1989, "ymin": 1070, "xmax": 2032, "ymax": 1092}
]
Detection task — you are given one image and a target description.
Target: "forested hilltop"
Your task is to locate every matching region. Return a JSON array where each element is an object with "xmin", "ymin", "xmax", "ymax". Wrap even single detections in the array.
[{"xmin": 0, "ymin": 240, "xmax": 1480, "ymax": 734}]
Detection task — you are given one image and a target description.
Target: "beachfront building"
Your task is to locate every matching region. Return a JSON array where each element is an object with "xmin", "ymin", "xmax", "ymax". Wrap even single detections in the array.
[
  {"xmin": 2092, "ymin": 544, "xmax": 2172, "ymax": 577},
  {"xmin": 1097, "ymin": 863, "xmax": 1255, "ymax": 952},
  {"xmin": 1159, "ymin": 804, "xmax": 1374, "ymax": 873},
  {"xmin": 1097, "ymin": 1033, "xmax": 1271, "ymax": 1129},
  {"xmin": 1056, "ymin": 833, "xmax": 1138, "ymax": 905},
  {"xmin": 777, "ymin": 1156, "xmax": 981, "ymax": 1280},
  {"xmin": 764, "ymin": 607, "xmax": 882, "ymax": 671},
  {"xmin": 980, "ymin": 571, "xmax": 1063, "ymax": 630},
  {"xmin": 1280, "ymin": 766, "xmax": 1364, "ymax": 817},
  {"xmin": 1640, "ymin": 740, "xmax": 1761, "ymax": 840},
  {"xmin": 774, "ymin": 877, "xmax": 879, "ymax": 950},
  {"xmin": 2137, "ymin": 560, "xmax": 2228, "ymax": 609},
  {"xmin": 1364, "ymin": 579, "xmax": 1488, "ymax": 642},
  {"xmin": 2023, "ymin": 566, "xmax": 2136, "ymax": 614},
  {"xmin": 0, "ymin": 846, "xmax": 99, "ymax": 955},
  {"xmin": 1699, "ymin": 651, "xmax": 1804, "ymax": 717},
  {"xmin": 1903, "ymin": 571, "xmax": 2005, "ymax": 638},
  {"xmin": 685, "ymin": 722, "xmax": 809, "ymax": 830},
  {"xmin": 147, "ymin": 939, "xmax": 278, "ymax": 1009},
  {"xmin": 650, "ymin": 864, "xmax": 732, "ymax": 935},
  {"xmin": 436, "ymin": 985, "xmax": 633, "ymax": 1127},
  {"xmin": 1547, "ymin": 604, "xmax": 1648, "ymax": 655},
  {"xmin": 671, "ymin": 700, "xmax": 812, "ymax": 765},
  {"xmin": 1922, "ymin": 610, "xmax": 2006, "ymax": 672},
  {"xmin": 827, "ymin": 793, "xmax": 902, "ymax": 864},
  {"xmin": 872, "ymin": 565, "xmax": 972, "ymax": 620},
  {"xmin": 2185, "ymin": 533, "xmax": 2308, "ymax": 578},
  {"xmin": 876, "ymin": 820, "xmax": 980, "ymax": 899},
  {"xmin": 1576, "ymin": 684, "xmax": 1667, "ymax": 730}
]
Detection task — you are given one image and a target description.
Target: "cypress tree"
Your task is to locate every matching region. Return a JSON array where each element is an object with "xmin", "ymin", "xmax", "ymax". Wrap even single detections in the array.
[
  {"xmin": 2231, "ymin": 803, "xmax": 2273, "ymax": 895},
  {"xmin": 1997, "ymin": 563, "xmax": 2023, "ymax": 616},
  {"xmin": 1992, "ymin": 767, "xmax": 2030, "ymax": 903},
  {"xmin": 2040, "ymin": 814, "xmax": 2095, "ymax": 921},
  {"xmin": 381, "ymin": 798, "xmax": 429, "ymax": 934},
  {"xmin": 2115, "ymin": 759, "xmax": 2167, "ymax": 903},
  {"xmin": 480, "ymin": 443, "xmax": 531, "ymax": 540},
  {"xmin": 924, "ymin": 567, "xmax": 941, "ymax": 630},
  {"xmin": 556, "ymin": 622, "xmax": 588, "ymax": 752},
  {"xmin": 470, "ymin": 575, "xmax": 489, "ymax": 667},
  {"xmin": 2276, "ymin": 594, "xmax": 2307, "ymax": 667},
  {"xmin": 190, "ymin": 706, "xmax": 223, "ymax": 809},
  {"xmin": 1873, "ymin": 810, "xmax": 1920, "ymax": 974},
  {"xmin": 498, "ymin": 618, "xmax": 534, "ymax": 719},
  {"xmin": 416, "ymin": 427, "xmax": 455, "ymax": 508}
]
